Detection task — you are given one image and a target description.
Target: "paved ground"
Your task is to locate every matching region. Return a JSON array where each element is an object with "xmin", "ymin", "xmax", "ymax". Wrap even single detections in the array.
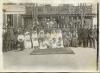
[{"xmin": 3, "ymin": 47, "xmax": 97, "ymax": 72}]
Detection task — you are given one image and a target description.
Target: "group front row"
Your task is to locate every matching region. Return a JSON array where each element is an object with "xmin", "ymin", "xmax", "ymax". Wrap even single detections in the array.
[{"xmin": 17, "ymin": 29, "xmax": 64, "ymax": 51}]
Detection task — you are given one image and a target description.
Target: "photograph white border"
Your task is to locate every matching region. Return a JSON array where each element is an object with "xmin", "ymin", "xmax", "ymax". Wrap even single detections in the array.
[{"xmin": 0, "ymin": 0, "xmax": 99, "ymax": 72}]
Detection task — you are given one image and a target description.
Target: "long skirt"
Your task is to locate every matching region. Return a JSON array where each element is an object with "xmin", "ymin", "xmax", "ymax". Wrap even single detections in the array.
[
  {"xmin": 32, "ymin": 39, "xmax": 39, "ymax": 50},
  {"xmin": 24, "ymin": 40, "xmax": 32, "ymax": 49},
  {"xmin": 39, "ymin": 41, "xmax": 47, "ymax": 49}
]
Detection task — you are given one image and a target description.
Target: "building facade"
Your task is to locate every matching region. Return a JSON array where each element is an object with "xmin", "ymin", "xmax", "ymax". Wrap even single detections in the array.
[{"xmin": 3, "ymin": 3, "xmax": 96, "ymax": 52}]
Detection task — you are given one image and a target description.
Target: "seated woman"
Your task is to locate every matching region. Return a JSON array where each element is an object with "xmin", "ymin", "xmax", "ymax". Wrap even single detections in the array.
[
  {"xmin": 57, "ymin": 37, "xmax": 64, "ymax": 48},
  {"xmin": 45, "ymin": 32, "xmax": 51, "ymax": 48},
  {"xmin": 51, "ymin": 38, "xmax": 57, "ymax": 48}
]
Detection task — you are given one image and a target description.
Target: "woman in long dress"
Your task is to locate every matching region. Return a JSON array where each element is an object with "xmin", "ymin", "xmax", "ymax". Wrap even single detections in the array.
[
  {"xmin": 50, "ymin": 30, "xmax": 58, "ymax": 48},
  {"xmin": 24, "ymin": 32, "xmax": 32, "ymax": 49},
  {"xmin": 32, "ymin": 31, "xmax": 39, "ymax": 50},
  {"xmin": 56, "ymin": 29, "xmax": 64, "ymax": 48},
  {"xmin": 38, "ymin": 30, "xmax": 47, "ymax": 49},
  {"xmin": 45, "ymin": 32, "xmax": 51, "ymax": 48}
]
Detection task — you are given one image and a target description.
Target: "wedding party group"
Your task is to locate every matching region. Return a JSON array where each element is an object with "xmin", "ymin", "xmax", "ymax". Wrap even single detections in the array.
[{"xmin": 2, "ymin": 3, "xmax": 97, "ymax": 52}]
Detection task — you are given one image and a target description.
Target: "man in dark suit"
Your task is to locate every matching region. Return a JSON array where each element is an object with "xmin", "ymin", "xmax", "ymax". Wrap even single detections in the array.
[
  {"xmin": 88, "ymin": 27, "xmax": 94, "ymax": 48},
  {"xmin": 78, "ymin": 28, "xmax": 83, "ymax": 47},
  {"xmin": 82, "ymin": 27, "xmax": 88, "ymax": 47}
]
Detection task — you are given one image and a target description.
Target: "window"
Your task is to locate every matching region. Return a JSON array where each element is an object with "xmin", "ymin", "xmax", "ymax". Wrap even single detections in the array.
[{"xmin": 7, "ymin": 14, "xmax": 13, "ymax": 27}]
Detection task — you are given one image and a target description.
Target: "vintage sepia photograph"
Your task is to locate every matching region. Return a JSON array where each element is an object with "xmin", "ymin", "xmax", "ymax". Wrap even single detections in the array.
[
  {"xmin": 0, "ymin": 72, "xmax": 99, "ymax": 73},
  {"xmin": 2, "ymin": 1, "xmax": 98, "ymax": 72}
]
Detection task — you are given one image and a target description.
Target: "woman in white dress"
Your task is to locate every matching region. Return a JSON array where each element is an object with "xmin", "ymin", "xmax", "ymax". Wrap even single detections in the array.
[
  {"xmin": 24, "ymin": 31, "xmax": 32, "ymax": 49},
  {"xmin": 45, "ymin": 32, "xmax": 51, "ymax": 48},
  {"xmin": 38, "ymin": 30, "xmax": 47, "ymax": 49},
  {"xmin": 56, "ymin": 29, "xmax": 64, "ymax": 48},
  {"xmin": 50, "ymin": 30, "xmax": 58, "ymax": 48},
  {"xmin": 32, "ymin": 31, "xmax": 39, "ymax": 50}
]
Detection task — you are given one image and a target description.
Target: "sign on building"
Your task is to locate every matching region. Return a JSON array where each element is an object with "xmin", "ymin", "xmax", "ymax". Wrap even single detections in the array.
[{"xmin": 3, "ymin": 5, "xmax": 26, "ymax": 14}]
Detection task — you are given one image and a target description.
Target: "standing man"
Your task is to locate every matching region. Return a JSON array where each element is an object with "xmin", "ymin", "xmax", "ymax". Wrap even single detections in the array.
[
  {"xmin": 78, "ymin": 28, "xmax": 83, "ymax": 47},
  {"xmin": 88, "ymin": 27, "xmax": 95, "ymax": 48},
  {"xmin": 93, "ymin": 25, "xmax": 97, "ymax": 48},
  {"xmin": 3, "ymin": 30, "xmax": 7, "ymax": 52},
  {"xmin": 13, "ymin": 29, "xmax": 18, "ymax": 50},
  {"xmin": 82, "ymin": 26, "xmax": 88, "ymax": 47},
  {"xmin": 6, "ymin": 28, "xmax": 14, "ymax": 51},
  {"xmin": 72, "ymin": 30, "xmax": 78, "ymax": 47}
]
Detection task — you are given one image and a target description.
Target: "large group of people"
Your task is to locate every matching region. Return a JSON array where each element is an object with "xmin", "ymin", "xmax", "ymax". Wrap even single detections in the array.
[
  {"xmin": 3, "ymin": 17, "xmax": 97, "ymax": 52},
  {"xmin": 62, "ymin": 26, "xmax": 97, "ymax": 48},
  {"xmin": 3, "ymin": 28, "xmax": 64, "ymax": 52},
  {"xmin": 77, "ymin": 26, "xmax": 97, "ymax": 48}
]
